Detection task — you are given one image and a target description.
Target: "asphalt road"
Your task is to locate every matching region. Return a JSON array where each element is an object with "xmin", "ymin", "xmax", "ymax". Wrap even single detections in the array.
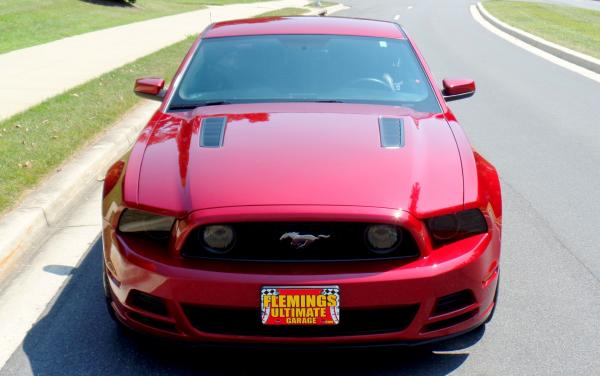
[{"xmin": 2, "ymin": 0, "xmax": 600, "ymax": 375}]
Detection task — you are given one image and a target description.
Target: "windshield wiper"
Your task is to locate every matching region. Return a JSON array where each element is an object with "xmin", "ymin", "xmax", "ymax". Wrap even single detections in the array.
[{"xmin": 170, "ymin": 101, "xmax": 233, "ymax": 110}]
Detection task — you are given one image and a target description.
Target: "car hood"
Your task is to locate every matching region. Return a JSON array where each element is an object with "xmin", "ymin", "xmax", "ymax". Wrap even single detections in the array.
[{"xmin": 133, "ymin": 103, "xmax": 463, "ymax": 217}]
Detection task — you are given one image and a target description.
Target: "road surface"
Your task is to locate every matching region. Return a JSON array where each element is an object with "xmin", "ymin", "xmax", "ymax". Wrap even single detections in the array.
[{"xmin": 1, "ymin": 1, "xmax": 599, "ymax": 375}]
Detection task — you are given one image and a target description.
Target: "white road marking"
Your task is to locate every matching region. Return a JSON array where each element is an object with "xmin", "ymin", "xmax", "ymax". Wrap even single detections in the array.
[
  {"xmin": 0, "ymin": 186, "xmax": 102, "ymax": 368},
  {"xmin": 394, "ymin": 14, "xmax": 400, "ymax": 20},
  {"xmin": 470, "ymin": 4, "xmax": 600, "ymax": 84},
  {"xmin": 407, "ymin": 6, "xmax": 413, "ymax": 10}
]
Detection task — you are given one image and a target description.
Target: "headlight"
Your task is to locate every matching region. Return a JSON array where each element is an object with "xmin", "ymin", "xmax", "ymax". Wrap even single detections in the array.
[
  {"xmin": 202, "ymin": 225, "xmax": 235, "ymax": 253},
  {"xmin": 118, "ymin": 209, "xmax": 175, "ymax": 239},
  {"xmin": 365, "ymin": 224, "xmax": 401, "ymax": 254},
  {"xmin": 427, "ymin": 209, "xmax": 488, "ymax": 244}
]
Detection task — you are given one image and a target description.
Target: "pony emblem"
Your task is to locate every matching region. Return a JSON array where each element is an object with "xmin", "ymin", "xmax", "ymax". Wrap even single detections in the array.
[{"xmin": 280, "ymin": 232, "xmax": 330, "ymax": 249}]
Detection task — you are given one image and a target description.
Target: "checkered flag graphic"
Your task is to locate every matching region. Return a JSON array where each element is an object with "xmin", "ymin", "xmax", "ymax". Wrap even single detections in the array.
[
  {"xmin": 261, "ymin": 288, "xmax": 279, "ymax": 323},
  {"xmin": 321, "ymin": 287, "xmax": 340, "ymax": 324}
]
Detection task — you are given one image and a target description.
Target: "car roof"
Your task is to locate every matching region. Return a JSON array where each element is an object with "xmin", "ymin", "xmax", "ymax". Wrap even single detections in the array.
[{"xmin": 204, "ymin": 16, "xmax": 406, "ymax": 39}]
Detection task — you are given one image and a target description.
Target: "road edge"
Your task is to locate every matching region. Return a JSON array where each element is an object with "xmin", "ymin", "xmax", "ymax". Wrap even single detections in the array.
[{"xmin": 476, "ymin": 2, "xmax": 600, "ymax": 75}]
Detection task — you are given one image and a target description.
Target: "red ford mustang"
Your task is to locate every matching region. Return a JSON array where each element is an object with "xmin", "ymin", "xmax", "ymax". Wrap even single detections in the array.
[{"xmin": 102, "ymin": 16, "xmax": 502, "ymax": 346}]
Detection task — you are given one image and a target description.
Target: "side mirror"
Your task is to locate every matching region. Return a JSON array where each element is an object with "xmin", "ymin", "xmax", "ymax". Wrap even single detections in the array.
[
  {"xmin": 442, "ymin": 79, "xmax": 475, "ymax": 102},
  {"xmin": 134, "ymin": 77, "xmax": 165, "ymax": 101}
]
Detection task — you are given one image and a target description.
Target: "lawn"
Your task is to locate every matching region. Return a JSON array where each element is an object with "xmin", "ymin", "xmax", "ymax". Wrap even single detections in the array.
[
  {"xmin": 484, "ymin": 0, "xmax": 600, "ymax": 59},
  {"xmin": 0, "ymin": 0, "xmax": 272, "ymax": 54},
  {"xmin": 0, "ymin": 36, "xmax": 195, "ymax": 213}
]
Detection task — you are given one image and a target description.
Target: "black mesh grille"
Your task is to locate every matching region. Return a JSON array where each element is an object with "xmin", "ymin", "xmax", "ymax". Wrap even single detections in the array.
[
  {"xmin": 128, "ymin": 312, "xmax": 178, "ymax": 333},
  {"xmin": 181, "ymin": 222, "xmax": 420, "ymax": 262},
  {"xmin": 432, "ymin": 290, "xmax": 476, "ymax": 316},
  {"xmin": 422, "ymin": 309, "xmax": 478, "ymax": 333},
  {"xmin": 127, "ymin": 290, "xmax": 168, "ymax": 316},
  {"xmin": 183, "ymin": 305, "xmax": 419, "ymax": 337}
]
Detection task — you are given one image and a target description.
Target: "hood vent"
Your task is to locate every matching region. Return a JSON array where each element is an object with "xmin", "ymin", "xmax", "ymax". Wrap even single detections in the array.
[
  {"xmin": 379, "ymin": 118, "xmax": 404, "ymax": 148},
  {"xmin": 200, "ymin": 117, "xmax": 227, "ymax": 148}
]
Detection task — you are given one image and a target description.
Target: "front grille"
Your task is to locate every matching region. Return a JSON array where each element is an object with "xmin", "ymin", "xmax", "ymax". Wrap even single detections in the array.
[
  {"xmin": 127, "ymin": 290, "xmax": 169, "ymax": 316},
  {"xmin": 128, "ymin": 312, "xmax": 178, "ymax": 333},
  {"xmin": 181, "ymin": 222, "xmax": 420, "ymax": 262},
  {"xmin": 183, "ymin": 305, "xmax": 419, "ymax": 337},
  {"xmin": 421, "ymin": 310, "xmax": 478, "ymax": 333},
  {"xmin": 432, "ymin": 290, "xmax": 476, "ymax": 316}
]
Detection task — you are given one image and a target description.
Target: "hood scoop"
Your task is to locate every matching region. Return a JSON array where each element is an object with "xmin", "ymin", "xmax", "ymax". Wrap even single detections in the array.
[
  {"xmin": 379, "ymin": 118, "xmax": 404, "ymax": 148},
  {"xmin": 200, "ymin": 117, "xmax": 227, "ymax": 147}
]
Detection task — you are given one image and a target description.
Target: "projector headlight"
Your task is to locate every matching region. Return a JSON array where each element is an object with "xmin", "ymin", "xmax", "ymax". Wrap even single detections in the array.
[
  {"xmin": 365, "ymin": 224, "xmax": 401, "ymax": 254},
  {"xmin": 202, "ymin": 225, "xmax": 235, "ymax": 253}
]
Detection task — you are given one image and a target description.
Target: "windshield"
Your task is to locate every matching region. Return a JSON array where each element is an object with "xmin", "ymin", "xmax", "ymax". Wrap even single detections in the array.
[{"xmin": 170, "ymin": 35, "xmax": 441, "ymax": 113}]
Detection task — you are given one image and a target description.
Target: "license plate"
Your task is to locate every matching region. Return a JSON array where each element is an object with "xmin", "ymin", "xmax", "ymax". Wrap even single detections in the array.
[{"xmin": 261, "ymin": 286, "xmax": 340, "ymax": 325}]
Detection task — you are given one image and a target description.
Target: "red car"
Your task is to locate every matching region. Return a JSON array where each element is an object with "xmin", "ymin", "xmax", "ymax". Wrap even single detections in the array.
[{"xmin": 102, "ymin": 16, "xmax": 501, "ymax": 346}]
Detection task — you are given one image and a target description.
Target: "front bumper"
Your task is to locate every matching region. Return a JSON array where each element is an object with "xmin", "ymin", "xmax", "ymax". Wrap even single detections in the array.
[{"xmin": 103, "ymin": 219, "xmax": 500, "ymax": 346}]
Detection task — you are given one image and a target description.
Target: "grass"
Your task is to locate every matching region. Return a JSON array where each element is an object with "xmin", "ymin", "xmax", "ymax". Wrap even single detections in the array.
[
  {"xmin": 484, "ymin": 0, "xmax": 600, "ymax": 59},
  {"xmin": 0, "ymin": 0, "xmax": 271, "ymax": 54},
  {"xmin": 254, "ymin": 7, "xmax": 310, "ymax": 17},
  {"xmin": 0, "ymin": 36, "xmax": 196, "ymax": 213}
]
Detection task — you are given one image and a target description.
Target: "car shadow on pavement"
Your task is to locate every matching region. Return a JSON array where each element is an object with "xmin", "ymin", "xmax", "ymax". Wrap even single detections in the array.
[{"xmin": 7, "ymin": 238, "xmax": 484, "ymax": 375}]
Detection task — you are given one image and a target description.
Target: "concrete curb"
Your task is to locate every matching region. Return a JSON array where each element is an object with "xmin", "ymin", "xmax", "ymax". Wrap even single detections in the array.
[
  {"xmin": 0, "ymin": 2, "xmax": 348, "ymax": 271},
  {"xmin": 476, "ymin": 2, "xmax": 600, "ymax": 75},
  {"xmin": 0, "ymin": 101, "xmax": 157, "ymax": 271}
]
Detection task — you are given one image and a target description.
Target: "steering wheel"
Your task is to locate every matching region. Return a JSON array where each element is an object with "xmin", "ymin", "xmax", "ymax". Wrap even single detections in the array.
[{"xmin": 343, "ymin": 77, "xmax": 394, "ymax": 91}]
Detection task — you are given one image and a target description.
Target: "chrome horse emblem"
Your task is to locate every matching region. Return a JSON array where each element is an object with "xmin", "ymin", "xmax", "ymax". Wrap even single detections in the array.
[{"xmin": 280, "ymin": 232, "xmax": 330, "ymax": 249}]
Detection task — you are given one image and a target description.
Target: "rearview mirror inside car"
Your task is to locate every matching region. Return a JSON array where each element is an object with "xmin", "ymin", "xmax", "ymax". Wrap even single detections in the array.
[
  {"xmin": 134, "ymin": 77, "xmax": 165, "ymax": 101},
  {"xmin": 442, "ymin": 79, "xmax": 475, "ymax": 101}
]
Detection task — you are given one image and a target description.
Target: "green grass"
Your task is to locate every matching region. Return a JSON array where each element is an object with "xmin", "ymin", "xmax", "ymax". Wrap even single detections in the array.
[
  {"xmin": 254, "ymin": 7, "xmax": 309, "ymax": 17},
  {"xmin": 484, "ymin": 0, "xmax": 600, "ymax": 59},
  {"xmin": 0, "ymin": 0, "xmax": 271, "ymax": 54},
  {"xmin": 0, "ymin": 36, "xmax": 196, "ymax": 213}
]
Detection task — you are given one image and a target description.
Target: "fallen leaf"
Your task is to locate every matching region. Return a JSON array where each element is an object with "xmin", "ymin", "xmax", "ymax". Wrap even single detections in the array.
[{"xmin": 21, "ymin": 161, "xmax": 32, "ymax": 168}]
